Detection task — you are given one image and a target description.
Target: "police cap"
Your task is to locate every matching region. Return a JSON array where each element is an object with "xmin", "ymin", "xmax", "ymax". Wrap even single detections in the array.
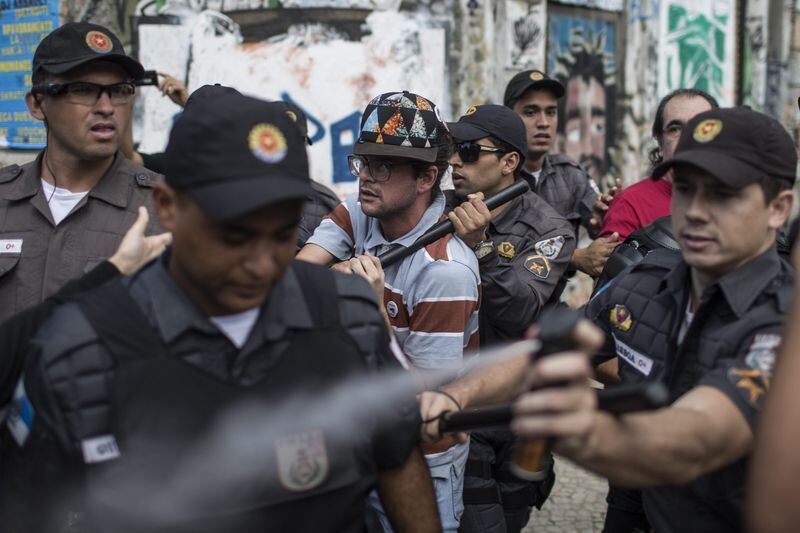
[
  {"xmin": 652, "ymin": 107, "xmax": 797, "ymax": 187},
  {"xmin": 165, "ymin": 92, "xmax": 311, "ymax": 220},
  {"xmin": 447, "ymin": 104, "xmax": 527, "ymax": 164},
  {"xmin": 33, "ymin": 22, "xmax": 144, "ymax": 80},
  {"xmin": 503, "ymin": 70, "xmax": 565, "ymax": 107}
]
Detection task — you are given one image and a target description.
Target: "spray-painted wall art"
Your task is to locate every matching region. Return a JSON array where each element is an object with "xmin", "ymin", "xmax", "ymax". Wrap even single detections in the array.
[
  {"xmin": 547, "ymin": 6, "xmax": 622, "ymax": 192},
  {"xmin": 658, "ymin": 0, "xmax": 737, "ymax": 106},
  {"xmin": 136, "ymin": 7, "xmax": 447, "ymax": 197}
]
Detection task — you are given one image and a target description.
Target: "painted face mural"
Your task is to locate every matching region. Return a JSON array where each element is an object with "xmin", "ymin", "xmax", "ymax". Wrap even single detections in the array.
[{"xmin": 548, "ymin": 13, "xmax": 618, "ymax": 192}]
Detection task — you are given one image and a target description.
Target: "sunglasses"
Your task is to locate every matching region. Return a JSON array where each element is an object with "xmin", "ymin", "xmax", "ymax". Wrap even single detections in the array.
[
  {"xmin": 454, "ymin": 141, "xmax": 505, "ymax": 163},
  {"xmin": 32, "ymin": 81, "xmax": 136, "ymax": 106}
]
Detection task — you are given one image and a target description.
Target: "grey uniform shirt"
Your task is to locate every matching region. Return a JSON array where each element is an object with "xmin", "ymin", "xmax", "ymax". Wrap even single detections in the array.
[
  {"xmin": 522, "ymin": 154, "xmax": 599, "ymax": 237},
  {"xmin": 586, "ymin": 247, "xmax": 792, "ymax": 533},
  {"xmin": 452, "ymin": 189, "xmax": 575, "ymax": 346},
  {"xmin": 0, "ymin": 152, "xmax": 160, "ymax": 322}
]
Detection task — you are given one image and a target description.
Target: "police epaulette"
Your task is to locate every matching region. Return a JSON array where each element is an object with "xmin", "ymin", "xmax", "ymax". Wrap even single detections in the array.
[
  {"xmin": 0, "ymin": 164, "xmax": 22, "ymax": 184},
  {"xmin": 548, "ymin": 154, "xmax": 581, "ymax": 168}
]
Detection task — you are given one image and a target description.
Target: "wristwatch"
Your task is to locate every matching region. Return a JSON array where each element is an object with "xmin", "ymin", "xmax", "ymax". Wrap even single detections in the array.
[{"xmin": 473, "ymin": 239, "xmax": 495, "ymax": 259}]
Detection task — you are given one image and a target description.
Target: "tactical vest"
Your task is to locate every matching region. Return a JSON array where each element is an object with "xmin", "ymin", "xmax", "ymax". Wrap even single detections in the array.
[{"xmin": 1, "ymin": 262, "xmax": 380, "ymax": 533}]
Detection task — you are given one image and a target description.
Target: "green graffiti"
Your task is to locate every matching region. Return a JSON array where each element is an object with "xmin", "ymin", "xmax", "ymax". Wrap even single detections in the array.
[{"xmin": 664, "ymin": 5, "xmax": 728, "ymax": 101}]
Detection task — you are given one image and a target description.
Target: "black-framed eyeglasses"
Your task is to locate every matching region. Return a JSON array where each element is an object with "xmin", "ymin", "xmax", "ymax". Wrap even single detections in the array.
[
  {"xmin": 348, "ymin": 154, "xmax": 417, "ymax": 182},
  {"xmin": 31, "ymin": 81, "xmax": 136, "ymax": 106},
  {"xmin": 454, "ymin": 141, "xmax": 505, "ymax": 163}
]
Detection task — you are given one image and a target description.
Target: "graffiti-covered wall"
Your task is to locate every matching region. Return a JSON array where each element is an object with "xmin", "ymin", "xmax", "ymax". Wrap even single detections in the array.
[{"xmin": 3, "ymin": 0, "xmax": 798, "ymax": 193}]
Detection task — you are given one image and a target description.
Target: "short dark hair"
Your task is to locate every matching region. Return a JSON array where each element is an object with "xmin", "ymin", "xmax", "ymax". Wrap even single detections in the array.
[
  {"xmin": 649, "ymin": 88, "xmax": 719, "ymax": 167},
  {"xmin": 487, "ymin": 135, "xmax": 523, "ymax": 178},
  {"xmin": 758, "ymin": 175, "xmax": 792, "ymax": 204}
]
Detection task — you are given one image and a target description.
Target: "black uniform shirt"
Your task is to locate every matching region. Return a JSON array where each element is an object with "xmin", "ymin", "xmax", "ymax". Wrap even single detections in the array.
[
  {"xmin": 2, "ymin": 258, "xmax": 418, "ymax": 532},
  {"xmin": 586, "ymin": 247, "xmax": 793, "ymax": 533},
  {"xmin": 475, "ymin": 189, "xmax": 576, "ymax": 345},
  {"xmin": 521, "ymin": 154, "xmax": 599, "ymax": 236}
]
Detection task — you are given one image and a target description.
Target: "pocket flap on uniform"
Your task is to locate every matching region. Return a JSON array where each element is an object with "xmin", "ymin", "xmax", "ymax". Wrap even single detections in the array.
[{"xmin": 0, "ymin": 253, "xmax": 20, "ymax": 277}]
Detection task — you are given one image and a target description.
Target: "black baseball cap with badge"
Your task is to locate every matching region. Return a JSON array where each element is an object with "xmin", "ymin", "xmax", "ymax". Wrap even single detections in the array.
[
  {"xmin": 353, "ymin": 90, "xmax": 446, "ymax": 163},
  {"xmin": 165, "ymin": 92, "xmax": 311, "ymax": 220},
  {"xmin": 652, "ymin": 107, "xmax": 797, "ymax": 187},
  {"xmin": 32, "ymin": 21, "xmax": 144, "ymax": 80},
  {"xmin": 503, "ymin": 70, "xmax": 565, "ymax": 108},
  {"xmin": 447, "ymin": 104, "xmax": 528, "ymax": 166}
]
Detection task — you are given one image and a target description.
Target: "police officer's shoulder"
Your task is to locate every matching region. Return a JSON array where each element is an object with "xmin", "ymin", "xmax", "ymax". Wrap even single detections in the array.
[
  {"xmin": 547, "ymin": 153, "xmax": 583, "ymax": 170},
  {"xmin": 332, "ymin": 269, "xmax": 381, "ymax": 310},
  {"xmin": 119, "ymin": 157, "xmax": 161, "ymax": 189},
  {"xmin": 516, "ymin": 189, "xmax": 573, "ymax": 236},
  {"xmin": 31, "ymin": 302, "xmax": 105, "ymax": 371},
  {"xmin": 309, "ymin": 180, "xmax": 340, "ymax": 210},
  {"xmin": 0, "ymin": 163, "xmax": 23, "ymax": 185},
  {"xmin": 767, "ymin": 263, "xmax": 794, "ymax": 313}
]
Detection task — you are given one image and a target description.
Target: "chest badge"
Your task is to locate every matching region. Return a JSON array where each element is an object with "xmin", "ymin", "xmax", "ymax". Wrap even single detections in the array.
[
  {"xmin": 276, "ymin": 429, "xmax": 329, "ymax": 492},
  {"xmin": 523, "ymin": 255, "xmax": 550, "ymax": 278},
  {"xmin": 386, "ymin": 300, "xmax": 399, "ymax": 318},
  {"xmin": 498, "ymin": 242, "xmax": 516, "ymax": 259},
  {"xmin": 609, "ymin": 304, "xmax": 632, "ymax": 332}
]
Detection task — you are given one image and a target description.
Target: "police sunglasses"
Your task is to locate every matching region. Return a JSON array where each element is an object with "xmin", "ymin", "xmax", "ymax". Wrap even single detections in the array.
[
  {"xmin": 454, "ymin": 141, "xmax": 505, "ymax": 163},
  {"xmin": 31, "ymin": 81, "xmax": 136, "ymax": 106}
]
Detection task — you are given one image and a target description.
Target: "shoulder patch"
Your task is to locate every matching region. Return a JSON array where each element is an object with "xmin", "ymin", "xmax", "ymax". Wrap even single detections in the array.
[
  {"xmin": 745, "ymin": 333, "xmax": 780, "ymax": 377},
  {"xmin": 0, "ymin": 164, "xmax": 22, "ymax": 184},
  {"xmin": 534, "ymin": 236, "xmax": 565, "ymax": 260},
  {"xmin": 524, "ymin": 254, "xmax": 551, "ymax": 278}
]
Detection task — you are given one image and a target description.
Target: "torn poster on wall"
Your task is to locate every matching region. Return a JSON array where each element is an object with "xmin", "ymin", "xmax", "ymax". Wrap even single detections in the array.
[
  {"xmin": 547, "ymin": 7, "xmax": 621, "ymax": 192},
  {"xmin": 658, "ymin": 0, "xmax": 737, "ymax": 106},
  {"xmin": 135, "ymin": 7, "xmax": 446, "ymax": 196}
]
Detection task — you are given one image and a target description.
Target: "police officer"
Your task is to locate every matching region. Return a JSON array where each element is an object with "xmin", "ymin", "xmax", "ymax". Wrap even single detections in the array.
[
  {"xmin": 513, "ymin": 107, "xmax": 795, "ymax": 533},
  {"xmin": 504, "ymin": 69, "xmax": 618, "ymax": 277},
  {"xmin": 0, "ymin": 22, "xmax": 160, "ymax": 322},
  {"xmin": 445, "ymin": 104, "xmax": 575, "ymax": 533},
  {"xmin": 0, "ymin": 93, "xmax": 437, "ymax": 532}
]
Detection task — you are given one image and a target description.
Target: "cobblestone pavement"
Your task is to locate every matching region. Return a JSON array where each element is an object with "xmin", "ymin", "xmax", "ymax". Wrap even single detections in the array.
[{"xmin": 523, "ymin": 457, "xmax": 608, "ymax": 533}]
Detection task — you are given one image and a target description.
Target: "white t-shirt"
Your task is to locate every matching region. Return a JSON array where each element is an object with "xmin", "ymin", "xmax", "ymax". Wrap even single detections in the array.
[
  {"xmin": 531, "ymin": 169, "xmax": 542, "ymax": 186},
  {"xmin": 210, "ymin": 307, "xmax": 261, "ymax": 349},
  {"xmin": 41, "ymin": 179, "xmax": 89, "ymax": 225}
]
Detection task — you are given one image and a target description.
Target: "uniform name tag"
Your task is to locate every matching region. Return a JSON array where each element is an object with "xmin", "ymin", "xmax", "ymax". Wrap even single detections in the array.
[
  {"xmin": 0, "ymin": 239, "xmax": 22, "ymax": 254},
  {"xmin": 82, "ymin": 435, "xmax": 121, "ymax": 464},
  {"xmin": 614, "ymin": 336, "xmax": 653, "ymax": 376}
]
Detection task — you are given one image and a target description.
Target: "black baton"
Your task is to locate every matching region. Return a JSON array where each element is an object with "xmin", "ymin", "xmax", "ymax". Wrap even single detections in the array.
[
  {"xmin": 379, "ymin": 179, "xmax": 530, "ymax": 268},
  {"xmin": 437, "ymin": 382, "xmax": 669, "ymax": 434}
]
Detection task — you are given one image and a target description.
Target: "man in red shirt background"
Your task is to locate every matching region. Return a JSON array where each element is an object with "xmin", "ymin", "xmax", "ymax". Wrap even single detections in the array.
[{"xmin": 599, "ymin": 89, "xmax": 718, "ymax": 239}]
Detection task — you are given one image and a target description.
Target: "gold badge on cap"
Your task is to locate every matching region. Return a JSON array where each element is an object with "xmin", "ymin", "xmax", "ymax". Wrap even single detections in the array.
[
  {"xmin": 85, "ymin": 31, "xmax": 113, "ymax": 54},
  {"xmin": 693, "ymin": 119, "xmax": 723, "ymax": 143},
  {"xmin": 465, "ymin": 106, "xmax": 477, "ymax": 116},
  {"xmin": 249, "ymin": 123, "xmax": 288, "ymax": 163},
  {"xmin": 530, "ymin": 71, "xmax": 544, "ymax": 81},
  {"xmin": 609, "ymin": 304, "xmax": 633, "ymax": 332},
  {"xmin": 286, "ymin": 110, "xmax": 298, "ymax": 123},
  {"xmin": 498, "ymin": 242, "xmax": 516, "ymax": 259}
]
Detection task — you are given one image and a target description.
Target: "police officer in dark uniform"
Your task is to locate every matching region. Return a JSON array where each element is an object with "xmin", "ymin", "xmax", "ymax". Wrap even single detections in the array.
[
  {"xmin": 513, "ymin": 106, "xmax": 796, "ymax": 533},
  {"xmin": 445, "ymin": 104, "xmax": 576, "ymax": 533},
  {"xmin": 0, "ymin": 93, "xmax": 438, "ymax": 532},
  {"xmin": 504, "ymin": 70, "xmax": 619, "ymax": 277},
  {"xmin": 0, "ymin": 22, "xmax": 160, "ymax": 322}
]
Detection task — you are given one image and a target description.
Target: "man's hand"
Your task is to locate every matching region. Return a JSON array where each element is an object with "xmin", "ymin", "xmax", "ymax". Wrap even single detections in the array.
[
  {"xmin": 331, "ymin": 254, "xmax": 385, "ymax": 305},
  {"xmin": 448, "ymin": 192, "xmax": 492, "ymax": 249},
  {"xmin": 108, "ymin": 207, "xmax": 172, "ymax": 275},
  {"xmin": 418, "ymin": 390, "xmax": 468, "ymax": 445},
  {"xmin": 590, "ymin": 178, "xmax": 623, "ymax": 228},
  {"xmin": 514, "ymin": 320, "xmax": 604, "ymax": 456},
  {"xmin": 158, "ymin": 72, "xmax": 189, "ymax": 108},
  {"xmin": 571, "ymin": 233, "xmax": 620, "ymax": 277}
]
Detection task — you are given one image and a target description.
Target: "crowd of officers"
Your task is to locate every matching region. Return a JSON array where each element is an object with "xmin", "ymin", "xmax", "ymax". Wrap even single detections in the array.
[{"xmin": 0, "ymin": 20, "xmax": 797, "ymax": 533}]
